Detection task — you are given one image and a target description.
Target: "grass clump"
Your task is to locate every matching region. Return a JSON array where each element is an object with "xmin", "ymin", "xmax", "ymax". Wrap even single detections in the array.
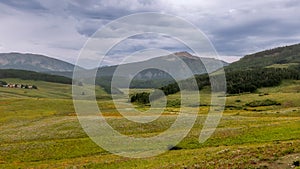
[
  {"xmin": 245, "ymin": 99, "xmax": 281, "ymax": 107},
  {"xmin": 167, "ymin": 99, "xmax": 181, "ymax": 108}
]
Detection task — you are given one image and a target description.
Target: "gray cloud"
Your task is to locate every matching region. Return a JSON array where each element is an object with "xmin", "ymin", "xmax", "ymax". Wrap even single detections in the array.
[
  {"xmin": 0, "ymin": 0, "xmax": 47, "ymax": 11},
  {"xmin": 0, "ymin": 0, "xmax": 299, "ymax": 67}
]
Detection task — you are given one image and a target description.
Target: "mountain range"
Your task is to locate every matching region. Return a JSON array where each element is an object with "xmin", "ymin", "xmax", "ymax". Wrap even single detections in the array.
[
  {"xmin": 95, "ymin": 52, "xmax": 228, "ymax": 87},
  {"xmin": 1, "ymin": 43, "xmax": 300, "ymax": 93},
  {"xmin": 0, "ymin": 52, "xmax": 228, "ymax": 88}
]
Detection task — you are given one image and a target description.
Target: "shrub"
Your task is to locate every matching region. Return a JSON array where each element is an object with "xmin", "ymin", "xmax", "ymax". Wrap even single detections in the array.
[
  {"xmin": 130, "ymin": 92, "xmax": 150, "ymax": 104},
  {"xmin": 0, "ymin": 80, "xmax": 7, "ymax": 86},
  {"xmin": 167, "ymin": 145, "xmax": 182, "ymax": 150},
  {"xmin": 245, "ymin": 99, "xmax": 281, "ymax": 107}
]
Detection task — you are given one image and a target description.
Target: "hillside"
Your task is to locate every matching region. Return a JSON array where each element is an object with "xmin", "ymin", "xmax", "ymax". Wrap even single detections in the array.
[
  {"xmin": 0, "ymin": 78, "xmax": 108, "ymax": 100},
  {"xmin": 98, "ymin": 52, "xmax": 228, "ymax": 80},
  {"xmin": 95, "ymin": 52, "xmax": 228, "ymax": 88},
  {"xmin": 138, "ymin": 44, "xmax": 300, "ymax": 101},
  {"xmin": 0, "ymin": 53, "xmax": 76, "ymax": 72},
  {"xmin": 227, "ymin": 43, "xmax": 300, "ymax": 71},
  {"xmin": 0, "ymin": 69, "xmax": 72, "ymax": 84}
]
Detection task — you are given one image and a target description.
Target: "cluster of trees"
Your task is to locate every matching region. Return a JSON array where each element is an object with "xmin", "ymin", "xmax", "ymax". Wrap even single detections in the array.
[
  {"xmin": 0, "ymin": 69, "xmax": 72, "ymax": 84},
  {"xmin": 130, "ymin": 89, "xmax": 166, "ymax": 104},
  {"xmin": 226, "ymin": 67, "xmax": 300, "ymax": 94},
  {"xmin": 130, "ymin": 92, "xmax": 150, "ymax": 104},
  {"xmin": 160, "ymin": 83, "xmax": 180, "ymax": 95}
]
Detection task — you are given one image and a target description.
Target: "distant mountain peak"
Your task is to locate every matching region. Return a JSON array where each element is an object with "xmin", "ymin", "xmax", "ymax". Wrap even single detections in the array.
[
  {"xmin": 174, "ymin": 51, "xmax": 192, "ymax": 56},
  {"xmin": 172, "ymin": 51, "xmax": 199, "ymax": 60}
]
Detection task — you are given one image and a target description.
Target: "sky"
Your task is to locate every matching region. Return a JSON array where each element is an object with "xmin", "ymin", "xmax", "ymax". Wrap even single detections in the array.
[{"xmin": 0, "ymin": 0, "xmax": 299, "ymax": 68}]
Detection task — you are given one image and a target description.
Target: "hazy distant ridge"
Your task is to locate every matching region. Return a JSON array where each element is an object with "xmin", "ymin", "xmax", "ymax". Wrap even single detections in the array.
[{"xmin": 0, "ymin": 53, "xmax": 75, "ymax": 72}]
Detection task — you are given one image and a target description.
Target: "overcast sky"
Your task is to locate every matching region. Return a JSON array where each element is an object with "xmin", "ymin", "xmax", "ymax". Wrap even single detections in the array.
[{"xmin": 0, "ymin": 0, "xmax": 299, "ymax": 68}]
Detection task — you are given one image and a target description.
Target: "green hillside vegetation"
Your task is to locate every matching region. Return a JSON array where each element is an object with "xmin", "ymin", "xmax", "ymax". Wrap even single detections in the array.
[
  {"xmin": 245, "ymin": 99, "xmax": 281, "ymax": 107},
  {"xmin": 0, "ymin": 78, "xmax": 108, "ymax": 99},
  {"xmin": 0, "ymin": 69, "xmax": 72, "ymax": 84},
  {"xmin": 0, "ymin": 69, "xmax": 123, "ymax": 95},
  {"xmin": 225, "ymin": 67, "xmax": 300, "ymax": 94},
  {"xmin": 227, "ymin": 43, "xmax": 300, "ymax": 71}
]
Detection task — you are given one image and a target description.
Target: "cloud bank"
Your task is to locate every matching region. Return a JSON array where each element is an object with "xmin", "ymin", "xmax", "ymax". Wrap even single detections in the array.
[{"xmin": 0, "ymin": 0, "xmax": 299, "ymax": 67}]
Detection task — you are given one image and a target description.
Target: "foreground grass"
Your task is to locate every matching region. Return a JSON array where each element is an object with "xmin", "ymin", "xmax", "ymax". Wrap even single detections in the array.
[
  {"xmin": 0, "ymin": 79, "xmax": 299, "ymax": 168},
  {"xmin": 0, "ymin": 111, "xmax": 299, "ymax": 168},
  {"xmin": 1, "ymin": 140, "xmax": 299, "ymax": 169}
]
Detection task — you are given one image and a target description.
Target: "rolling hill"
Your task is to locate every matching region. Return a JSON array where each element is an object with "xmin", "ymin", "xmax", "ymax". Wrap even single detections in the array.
[
  {"xmin": 226, "ymin": 43, "xmax": 300, "ymax": 71},
  {"xmin": 0, "ymin": 69, "xmax": 72, "ymax": 84},
  {"xmin": 0, "ymin": 53, "xmax": 76, "ymax": 72}
]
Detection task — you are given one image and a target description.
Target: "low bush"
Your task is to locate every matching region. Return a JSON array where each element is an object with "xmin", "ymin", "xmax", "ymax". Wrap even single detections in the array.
[
  {"xmin": 245, "ymin": 99, "xmax": 281, "ymax": 107},
  {"xmin": 130, "ymin": 92, "xmax": 150, "ymax": 104},
  {"xmin": 167, "ymin": 99, "xmax": 181, "ymax": 108}
]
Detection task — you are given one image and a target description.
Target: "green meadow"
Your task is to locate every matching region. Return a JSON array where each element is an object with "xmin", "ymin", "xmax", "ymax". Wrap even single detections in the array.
[{"xmin": 0, "ymin": 79, "xmax": 299, "ymax": 168}]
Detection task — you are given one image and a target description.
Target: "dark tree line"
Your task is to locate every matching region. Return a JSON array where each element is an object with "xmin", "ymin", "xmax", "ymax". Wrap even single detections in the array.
[
  {"xmin": 129, "ymin": 79, "xmax": 175, "ymax": 89},
  {"xmin": 226, "ymin": 67, "xmax": 300, "ymax": 94},
  {"xmin": 0, "ymin": 69, "xmax": 72, "ymax": 84}
]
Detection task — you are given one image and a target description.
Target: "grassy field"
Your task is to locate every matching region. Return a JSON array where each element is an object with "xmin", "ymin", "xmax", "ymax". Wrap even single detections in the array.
[{"xmin": 0, "ymin": 79, "xmax": 299, "ymax": 168}]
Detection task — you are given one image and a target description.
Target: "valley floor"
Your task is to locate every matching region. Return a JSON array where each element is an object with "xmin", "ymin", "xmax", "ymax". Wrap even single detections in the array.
[{"xmin": 0, "ymin": 79, "xmax": 300, "ymax": 169}]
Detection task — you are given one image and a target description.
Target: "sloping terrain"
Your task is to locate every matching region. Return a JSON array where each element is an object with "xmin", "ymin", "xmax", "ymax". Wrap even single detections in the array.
[
  {"xmin": 0, "ymin": 53, "xmax": 76, "ymax": 72},
  {"xmin": 158, "ymin": 44, "xmax": 300, "ymax": 97},
  {"xmin": 227, "ymin": 43, "xmax": 300, "ymax": 71}
]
